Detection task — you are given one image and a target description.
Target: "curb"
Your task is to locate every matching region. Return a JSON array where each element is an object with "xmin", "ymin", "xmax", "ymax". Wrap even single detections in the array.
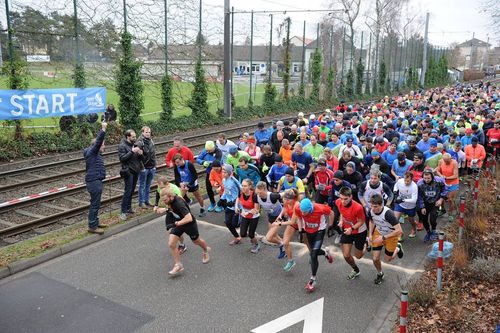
[{"xmin": 1, "ymin": 212, "xmax": 157, "ymax": 280}]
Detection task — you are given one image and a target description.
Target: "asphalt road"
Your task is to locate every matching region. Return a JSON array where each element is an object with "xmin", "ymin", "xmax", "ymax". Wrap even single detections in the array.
[{"xmin": 0, "ymin": 203, "xmax": 437, "ymax": 333}]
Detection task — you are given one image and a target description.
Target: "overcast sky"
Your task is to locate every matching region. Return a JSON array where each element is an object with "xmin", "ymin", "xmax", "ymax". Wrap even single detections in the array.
[{"xmin": 212, "ymin": 0, "xmax": 494, "ymax": 47}]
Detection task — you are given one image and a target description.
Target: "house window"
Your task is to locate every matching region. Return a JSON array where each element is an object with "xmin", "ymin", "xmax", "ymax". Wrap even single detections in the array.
[{"xmin": 293, "ymin": 64, "xmax": 302, "ymax": 73}]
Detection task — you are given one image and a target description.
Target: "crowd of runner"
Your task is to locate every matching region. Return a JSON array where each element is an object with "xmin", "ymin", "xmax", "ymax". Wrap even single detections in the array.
[{"xmin": 136, "ymin": 81, "xmax": 499, "ymax": 292}]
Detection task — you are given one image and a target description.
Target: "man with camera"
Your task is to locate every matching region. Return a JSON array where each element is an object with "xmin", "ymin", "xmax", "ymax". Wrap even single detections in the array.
[
  {"xmin": 118, "ymin": 129, "xmax": 144, "ymax": 220},
  {"xmin": 84, "ymin": 121, "xmax": 108, "ymax": 235}
]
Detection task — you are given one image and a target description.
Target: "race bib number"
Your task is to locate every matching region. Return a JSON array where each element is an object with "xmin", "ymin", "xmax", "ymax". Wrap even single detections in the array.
[
  {"xmin": 306, "ymin": 222, "xmax": 318, "ymax": 229},
  {"xmin": 425, "ymin": 191, "xmax": 436, "ymax": 197}
]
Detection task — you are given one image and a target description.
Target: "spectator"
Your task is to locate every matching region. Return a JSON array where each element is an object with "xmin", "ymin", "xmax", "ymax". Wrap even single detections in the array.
[
  {"xmin": 84, "ymin": 121, "xmax": 108, "ymax": 234},
  {"xmin": 118, "ymin": 129, "xmax": 144, "ymax": 220},
  {"xmin": 136, "ymin": 126, "xmax": 156, "ymax": 208}
]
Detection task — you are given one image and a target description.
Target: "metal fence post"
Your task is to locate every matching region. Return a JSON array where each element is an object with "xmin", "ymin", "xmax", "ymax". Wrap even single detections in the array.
[
  {"xmin": 473, "ymin": 173, "xmax": 479, "ymax": 213},
  {"xmin": 458, "ymin": 195, "xmax": 465, "ymax": 242},
  {"xmin": 249, "ymin": 10, "xmax": 254, "ymax": 105},
  {"xmin": 399, "ymin": 290, "xmax": 408, "ymax": 333},
  {"xmin": 437, "ymin": 231, "xmax": 445, "ymax": 292}
]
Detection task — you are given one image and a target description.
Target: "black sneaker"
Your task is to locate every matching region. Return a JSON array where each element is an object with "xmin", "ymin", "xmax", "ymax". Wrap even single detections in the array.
[
  {"xmin": 374, "ymin": 272, "xmax": 384, "ymax": 285},
  {"xmin": 397, "ymin": 243, "xmax": 404, "ymax": 259}
]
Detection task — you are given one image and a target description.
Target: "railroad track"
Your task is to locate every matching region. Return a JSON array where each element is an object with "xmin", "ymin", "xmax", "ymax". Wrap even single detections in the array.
[{"xmin": 0, "ymin": 116, "xmax": 296, "ymax": 239}]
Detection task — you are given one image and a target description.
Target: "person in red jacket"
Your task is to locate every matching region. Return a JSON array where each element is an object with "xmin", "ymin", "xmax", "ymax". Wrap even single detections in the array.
[
  {"xmin": 314, "ymin": 158, "xmax": 335, "ymax": 204},
  {"xmin": 374, "ymin": 136, "xmax": 389, "ymax": 154},
  {"xmin": 486, "ymin": 120, "xmax": 500, "ymax": 157},
  {"xmin": 291, "ymin": 198, "xmax": 334, "ymax": 292},
  {"xmin": 165, "ymin": 137, "xmax": 195, "ymax": 168}
]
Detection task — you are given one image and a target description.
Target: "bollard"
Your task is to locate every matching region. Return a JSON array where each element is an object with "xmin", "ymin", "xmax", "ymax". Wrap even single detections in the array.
[
  {"xmin": 473, "ymin": 174, "xmax": 479, "ymax": 213},
  {"xmin": 458, "ymin": 195, "xmax": 465, "ymax": 242},
  {"xmin": 399, "ymin": 290, "xmax": 408, "ymax": 333},
  {"xmin": 437, "ymin": 231, "xmax": 445, "ymax": 292}
]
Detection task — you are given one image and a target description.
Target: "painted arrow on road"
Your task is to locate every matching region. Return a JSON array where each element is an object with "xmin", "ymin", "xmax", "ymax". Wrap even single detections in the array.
[{"xmin": 251, "ymin": 298, "xmax": 324, "ymax": 333}]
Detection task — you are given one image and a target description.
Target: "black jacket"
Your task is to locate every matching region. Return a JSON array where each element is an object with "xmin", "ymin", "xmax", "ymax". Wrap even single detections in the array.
[
  {"xmin": 118, "ymin": 139, "xmax": 144, "ymax": 174},
  {"xmin": 135, "ymin": 135, "xmax": 156, "ymax": 169},
  {"xmin": 84, "ymin": 130, "xmax": 106, "ymax": 182}
]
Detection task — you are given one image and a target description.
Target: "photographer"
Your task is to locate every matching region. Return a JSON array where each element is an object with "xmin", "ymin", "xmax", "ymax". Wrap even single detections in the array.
[{"xmin": 118, "ymin": 129, "xmax": 144, "ymax": 220}]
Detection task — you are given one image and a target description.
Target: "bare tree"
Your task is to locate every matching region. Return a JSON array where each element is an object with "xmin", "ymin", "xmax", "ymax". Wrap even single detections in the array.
[{"xmin": 329, "ymin": 0, "xmax": 361, "ymax": 71}]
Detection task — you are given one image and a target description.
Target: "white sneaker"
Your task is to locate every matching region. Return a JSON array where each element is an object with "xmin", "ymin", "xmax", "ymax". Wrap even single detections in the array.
[{"xmin": 334, "ymin": 234, "xmax": 341, "ymax": 245}]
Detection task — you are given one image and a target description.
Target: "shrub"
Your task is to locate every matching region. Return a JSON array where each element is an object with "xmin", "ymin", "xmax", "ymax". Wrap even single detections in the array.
[
  {"xmin": 467, "ymin": 257, "xmax": 500, "ymax": 283},
  {"xmin": 406, "ymin": 276, "xmax": 436, "ymax": 308}
]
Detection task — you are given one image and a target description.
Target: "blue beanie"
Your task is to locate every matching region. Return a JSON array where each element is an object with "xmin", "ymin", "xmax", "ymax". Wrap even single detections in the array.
[
  {"xmin": 429, "ymin": 138, "xmax": 438, "ymax": 147},
  {"xmin": 299, "ymin": 198, "xmax": 314, "ymax": 214}
]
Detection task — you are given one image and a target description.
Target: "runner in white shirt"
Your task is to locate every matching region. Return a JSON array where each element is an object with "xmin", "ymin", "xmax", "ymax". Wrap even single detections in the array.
[
  {"xmin": 367, "ymin": 194, "xmax": 404, "ymax": 285},
  {"xmin": 393, "ymin": 172, "xmax": 419, "ymax": 238}
]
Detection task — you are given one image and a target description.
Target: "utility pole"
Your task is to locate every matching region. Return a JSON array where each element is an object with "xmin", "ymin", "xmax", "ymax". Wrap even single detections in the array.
[
  {"xmin": 268, "ymin": 14, "xmax": 273, "ymax": 83},
  {"xmin": 123, "ymin": 0, "xmax": 127, "ymax": 33},
  {"xmin": 73, "ymin": 0, "xmax": 80, "ymax": 65},
  {"xmin": 223, "ymin": 0, "xmax": 231, "ymax": 118},
  {"xmin": 164, "ymin": 0, "xmax": 168, "ymax": 74},
  {"xmin": 420, "ymin": 12, "xmax": 429, "ymax": 87}
]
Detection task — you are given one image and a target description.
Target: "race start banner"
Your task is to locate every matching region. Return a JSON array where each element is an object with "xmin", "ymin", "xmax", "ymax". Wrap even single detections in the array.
[{"xmin": 0, "ymin": 87, "xmax": 106, "ymax": 120}]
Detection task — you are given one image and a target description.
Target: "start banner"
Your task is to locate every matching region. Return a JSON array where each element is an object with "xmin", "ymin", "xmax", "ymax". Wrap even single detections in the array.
[{"xmin": 0, "ymin": 87, "xmax": 106, "ymax": 120}]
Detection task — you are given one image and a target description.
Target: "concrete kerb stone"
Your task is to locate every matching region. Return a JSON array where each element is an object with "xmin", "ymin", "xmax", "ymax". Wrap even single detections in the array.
[
  {"xmin": 0, "ymin": 266, "xmax": 11, "ymax": 279},
  {"xmin": 1, "ymin": 213, "xmax": 158, "ymax": 279},
  {"xmin": 7, "ymin": 248, "xmax": 62, "ymax": 275}
]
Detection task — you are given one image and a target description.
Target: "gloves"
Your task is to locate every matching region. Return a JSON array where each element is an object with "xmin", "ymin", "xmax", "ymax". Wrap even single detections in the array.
[
  {"xmin": 262, "ymin": 164, "xmax": 269, "ymax": 173},
  {"xmin": 203, "ymin": 161, "xmax": 210, "ymax": 168},
  {"xmin": 299, "ymin": 229, "xmax": 306, "ymax": 243},
  {"xmin": 327, "ymin": 225, "xmax": 335, "ymax": 238},
  {"xmin": 394, "ymin": 197, "xmax": 403, "ymax": 204},
  {"xmin": 166, "ymin": 222, "xmax": 176, "ymax": 230},
  {"xmin": 217, "ymin": 198, "xmax": 227, "ymax": 209}
]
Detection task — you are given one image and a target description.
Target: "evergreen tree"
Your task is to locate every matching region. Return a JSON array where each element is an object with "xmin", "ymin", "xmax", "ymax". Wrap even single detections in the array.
[
  {"xmin": 188, "ymin": 59, "xmax": 209, "ymax": 120},
  {"xmin": 325, "ymin": 67, "xmax": 334, "ymax": 103},
  {"xmin": 378, "ymin": 61, "xmax": 387, "ymax": 94},
  {"xmin": 310, "ymin": 48, "xmax": 322, "ymax": 101},
  {"xmin": 263, "ymin": 79, "xmax": 277, "ymax": 106},
  {"xmin": 160, "ymin": 73, "xmax": 173, "ymax": 122},
  {"xmin": 355, "ymin": 57, "xmax": 364, "ymax": 96},
  {"xmin": 117, "ymin": 32, "xmax": 144, "ymax": 129},
  {"xmin": 346, "ymin": 69, "xmax": 354, "ymax": 99},
  {"xmin": 73, "ymin": 63, "xmax": 86, "ymax": 88}
]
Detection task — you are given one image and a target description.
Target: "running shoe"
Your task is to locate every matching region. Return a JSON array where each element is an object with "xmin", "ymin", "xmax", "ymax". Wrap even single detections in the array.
[
  {"xmin": 324, "ymin": 247, "xmax": 334, "ymax": 264},
  {"xmin": 416, "ymin": 222, "xmax": 424, "ymax": 231},
  {"xmin": 305, "ymin": 278, "xmax": 317, "ymax": 293},
  {"xmin": 198, "ymin": 208, "xmax": 206, "ymax": 217},
  {"xmin": 207, "ymin": 203, "xmax": 216, "ymax": 212},
  {"xmin": 277, "ymin": 245, "xmax": 287, "ymax": 259},
  {"xmin": 396, "ymin": 243, "xmax": 404, "ymax": 259},
  {"xmin": 448, "ymin": 214, "xmax": 454, "ymax": 222},
  {"xmin": 430, "ymin": 230, "xmax": 437, "ymax": 241},
  {"xmin": 250, "ymin": 243, "xmax": 261, "ymax": 254},
  {"xmin": 214, "ymin": 205, "xmax": 224, "ymax": 213},
  {"xmin": 229, "ymin": 237, "xmax": 241, "ymax": 245},
  {"xmin": 334, "ymin": 234, "xmax": 342, "ymax": 245},
  {"xmin": 283, "ymin": 260, "xmax": 296, "ymax": 272},
  {"xmin": 399, "ymin": 215, "xmax": 405, "ymax": 224},
  {"xmin": 202, "ymin": 247, "xmax": 211, "ymax": 264},
  {"xmin": 178, "ymin": 243, "xmax": 188, "ymax": 254},
  {"xmin": 347, "ymin": 269, "xmax": 360, "ymax": 280},
  {"xmin": 408, "ymin": 230, "xmax": 416, "ymax": 238},
  {"xmin": 374, "ymin": 272, "xmax": 385, "ymax": 285},
  {"xmin": 423, "ymin": 232, "xmax": 432, "ymax": 242},
  {"xmin": 168, "ymin": 263, "xmax": 184, "ymax": 276}
]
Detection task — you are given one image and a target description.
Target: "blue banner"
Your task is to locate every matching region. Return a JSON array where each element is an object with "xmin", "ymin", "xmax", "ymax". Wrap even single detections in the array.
[{"xmin": 0, "ymin": 87, "xmax": 106, "ymax": 120}]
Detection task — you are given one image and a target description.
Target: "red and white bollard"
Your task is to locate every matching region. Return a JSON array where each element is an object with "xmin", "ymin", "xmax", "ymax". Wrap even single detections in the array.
[
  {"xmin": 437, "ymin": 231, "xmax": 445, "ymax": 292},
  {"xmin": 399, "ymin": 290, "xmax": 408, "ymax": 333},
  {"xmin": 458, "ymin": 195, "xmax": 465, "ymax": 242},
  {"xmin": 473, "ymin": 174, "xmax": 479, "ymax": 213}
]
